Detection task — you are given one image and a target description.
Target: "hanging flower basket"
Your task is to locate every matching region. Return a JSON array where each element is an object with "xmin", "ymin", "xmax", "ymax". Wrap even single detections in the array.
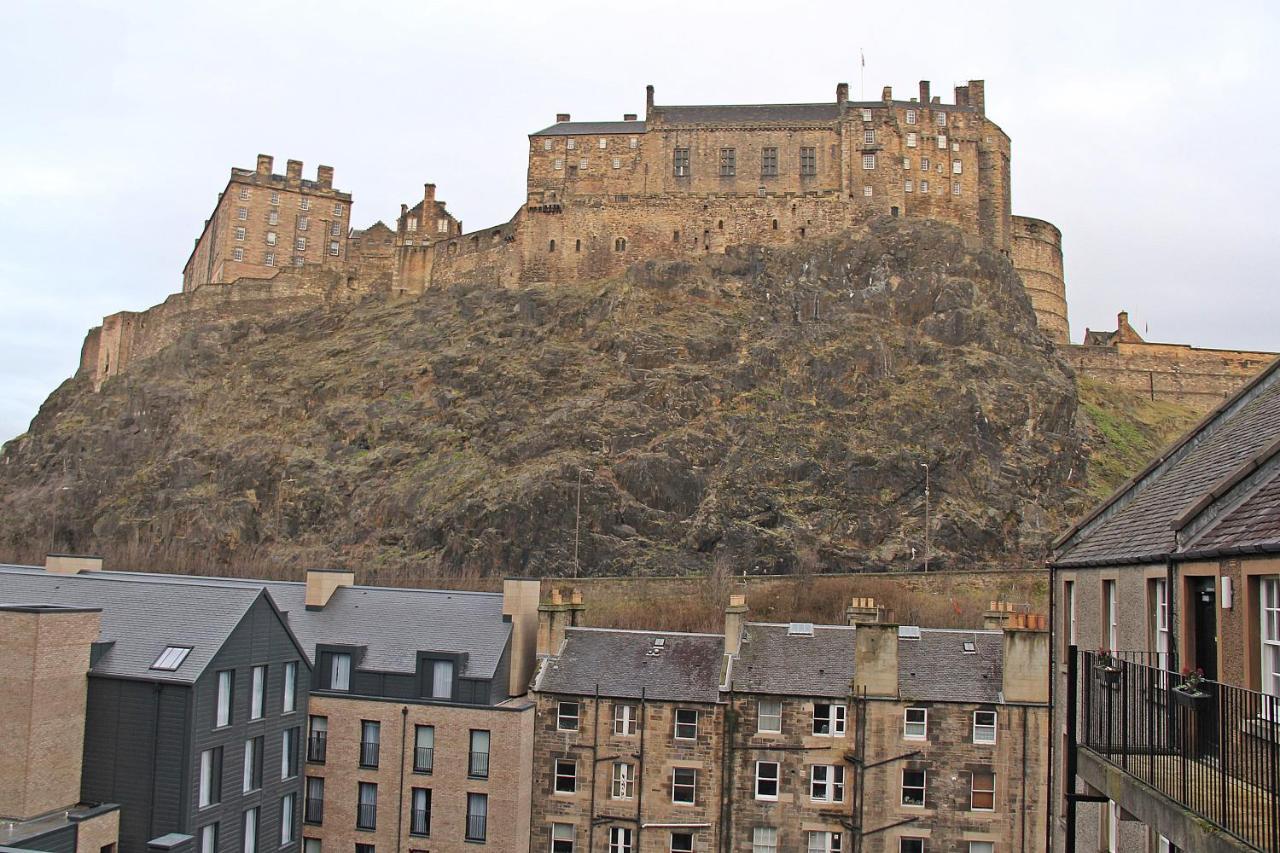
[
  {"xmin": 1173, "ymin": 668, "xmax": 1209, "ymax": 707},
  {"xmin": 1094, "ymin": 649, "xmax": 1122, "ymax": 686}
]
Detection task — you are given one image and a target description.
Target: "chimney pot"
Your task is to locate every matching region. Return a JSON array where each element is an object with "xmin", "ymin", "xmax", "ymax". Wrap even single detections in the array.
[
  {"xmin": 919, "ymin": 80, "xmax": 931, "ymax": 104},
  {"xmin": 623, "ymin": 113, "xmax": 637, "ymax": 121},
  {"xmin": 550, "ymin": 588, "xmax": 563, "ymax": 605},
  {"xmin": 836, "ymin": 82, "xmax": 849, "ymax": 105},
  {"xmin": 570, "ymin": 589, "xmax": 584, "ymax": 606},
  {"xmin": 556, "ymin": 113, "xmax": 571, "ymax": 123}
]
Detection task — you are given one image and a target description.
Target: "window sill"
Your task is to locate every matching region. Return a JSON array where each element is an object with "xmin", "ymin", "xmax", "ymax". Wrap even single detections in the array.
[
  {"xmin": 355, "ymin": 827, "xmax": 377, "ymax": 833},
  {"xmin": 412, "ymin": 768, "xmax": 433, "ymax": 775}
]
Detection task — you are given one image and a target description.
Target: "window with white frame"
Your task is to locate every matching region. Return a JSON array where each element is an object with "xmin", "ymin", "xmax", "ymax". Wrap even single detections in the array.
[
  {"xmin": 234, "ymin": 227, "xmax": 246, "ymax": 242},
  {"xmin": 557, "ymin": 701, "xmax": 580, "ymax": 731},
  {"xmin": 612, "ymin": 157, "xmax": 621, "ymax": 169},
  {"xmin": 862, "ymin": 154, "xmax": 876, "ymax": 170},
  {"xmin": 268, "ymin": 210, "xmax": 279, "ymax": 225},
  {"xmin": 973, "ymin": 710, "xmax": 997, "ymax": 743},
  {"xmin": 250, "ymin": 665, "xmax": 266, "ymax": 719},
  {"xmin": 551, "ymin": 823, "xmax": 574, "ymax": 853},
  {"xmin": 269, "ymin": 191, "xmax": 279, "ymax": 205},
  {"xmin": 935, "ymin": 111, "xmax": 947, "ymax": 126},
  {"xmin": 436, "ymin": 218, "xmax": 449, "ymax": 234},
  {"xmin": 328, "ymin": 241, "xmax": 340, "ymax": 256},
  {"xmin": 903, "ymin": 707, "xmax": 927, "ymax": 739},
  {"xmin": 671, "ymin": 767, "xmax": 696, "ymax": 804},
  {"xmin": 969, "ymin": 843, "xmax": 994, "ymax": 853},
  {"xmin": 752, "ymin": 828, "xmax": 778, "ymax": 853},
  {"xmin": 567, "ymin": 138, "xmax": 577, "ymax": 150},
  {"xmin": 971, "ymin": 769, "xmax": 995, "ymax": 810},
  {"xmin": 554, "ymin": 758, "xmax": 577, "ymax": 794},
  {"xmin": 902, "ymin": 157, "xmax": 911, "ymax": 169},
  {"xmin": 1065, "ymin": 579, "xmax": 1077, "ymax": 649},
  {"xmin": 264, "ymin": 253, "xmax": 275, "ymax": 267},
  {"xmin": 543, "ymin": 138, "xmax": 553, "ymax": 151},
  {"xmin": 755, "ymin": 761, "xmax": 779, "ymax": 800},
  {"xmin": 598, "ymin": 137, "xmax": 608, "ymax": 149},
  {"xmin": 861, "ymin": 108, "xmax": 873, "ymax": 121},
  {"xmin": 863, "ymin": 186, "xmax": 874, "ymax": 197},
  {"xmin": 611, "ymin": 761, "xmax": 634, "ymax": 799},
  {"xmin": 813, "ymin": 703, "xmax": 846, "ymax": 736},
  {"xmin": 952, "ymin": 181, "xmax": 961, "ymax": 196},
  {"xmin": 330, "ymin": 222, "xmax": 341, "ymax": 237},
  {"xmin": 232, "ymin": 247, "xmax": 244, "ymax": 261},
  {"xmin": 952, "ymin": 159, "xmax": 963, "ymax": 174},
  {"xmin": 300, "ymin": 198, "xmax": 310, "ymax": 211},
  {"xmin": 292, "ymin": 255, "xmax": 303, "ymax": 267},
  {"xmin": 578, "ymin": 157, "xmax": 588, "ymax": 169},
  {"xmin": 905, "ymin": 180, "xmax": 914, "ymax": 193},
  {"xmin": 629, "ymin": 136, "xmax": 638, "ymax": 149},
  {"xmin": 298, "ymin": 216, "xmax": 309, "ymax": 231},
  {"xmin": 807, "ymin": 831, "xmax": 843, "ymax": 853},
  {"xmin": 295, "ymin": 237, "xmax": 306, "ymax": 252},
  {"xmin": 216, "ymin": 670, "xmax": 233, "ymax": 727},
  {"xmin": 674, "ymin": 708, "xmax": 698, "ymax": 739},
  {"xmin": 906, "ymin": 132, "xmax": 917, "ymax": 148},
  {"xmin": 613, "ymin": 703, "xmax": 637, "ymax": 735},
  {"xmin": 238, "ymin": 187, "xmax": 250, "ymax": 200},
  {"xmin": 921, "ymin": 157, "xmax": 930, "ymax": 171},
  {"xmin": 920, "ymin": 180, "xmax": 929, "ymax": 194},
  {"xmin": 1104, "ymin": 580, "xmax": 1118, "ymax": 650},
  {"xmin": 1263, "ymin": 577, "xmax": 1280, "ymax": 701},
  {"xmin": 901, "ymin": 769, "xmax": 926, "ymax": 806},
  {"xmin": 554, "ymin": 158, "xmax": 564, "ymax": 171},
  {"xmin": 266, "ymin": 231, "xmax": 278, "ymax": 246},
  {"xmin": 937, "ymin": 134, "xmax": 948, "ymax": 150},
  {"xmin": 333, "ymin": 203, "xmax": 343, "ymax": 217},
  {"xmin": 609, "ymin": 826, "xmax": 632, "ymax": 853},
  {"xmin": 905, "ymin": 109, "xmax": 918, "ymax": 125},
  {"xmin": 757, "ymin": 697, "xmax": 782, "ymax": 732},
  {"xmin": 670, "ymin": 832, "xmax": 694, "ymax": 853},
  {"xmin": 1153, "ymin": 578, "xmax": 1171, "ymax": 673},
  {"xmin": 810, "ymin": 764, "xmax": 845, "ymax": 802},
  {"xmin": 237, "ymin": 207, "xmax": 248, "ymax": 220},
  {"xmin": 863, "ymin": 129, "xmax": 875, "ymax": 144}
]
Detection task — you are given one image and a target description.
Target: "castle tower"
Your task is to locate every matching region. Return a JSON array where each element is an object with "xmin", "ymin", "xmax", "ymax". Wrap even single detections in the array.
[{"xmin": 1011, "ymin": 215, "xmax": 1069, "ymax": 343}]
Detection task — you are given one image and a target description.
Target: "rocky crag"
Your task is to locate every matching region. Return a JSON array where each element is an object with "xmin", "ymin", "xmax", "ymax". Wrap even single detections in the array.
[{"xmin": 1, "ymin": 218, "xmax": 1137, "ymax": 579}]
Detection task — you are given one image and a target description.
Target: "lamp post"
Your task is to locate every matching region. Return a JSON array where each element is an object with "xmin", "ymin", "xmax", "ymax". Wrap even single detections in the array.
[
  {"xmin": 920, "ymin": 463, "xmax": 930, "ymax": 573},
  {"xmin": 573, "ymin": 469, "xmax": 591, "ymax": 579}
]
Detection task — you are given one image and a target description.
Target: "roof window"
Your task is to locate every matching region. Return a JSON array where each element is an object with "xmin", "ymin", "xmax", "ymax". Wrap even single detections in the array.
[
  {"xmin": 963, "ymin": 641, "xmax": 977, "ymax": 654},
  {"xmin": 898, "ymin": 626, "xmax": 922, "ymax": 640},
  {"xmin": 151, "ymin": 646, "xmax": 193, "ymax": 671},
  {"xmin": 788, "ymin": 622, "xmax": 814, "ymax": 636}
]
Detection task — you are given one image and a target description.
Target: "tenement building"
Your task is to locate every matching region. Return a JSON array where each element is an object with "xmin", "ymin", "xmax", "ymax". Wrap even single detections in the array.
[
  {"xmin": 529, "ymin": 592, "xmax": 1050, "ymax": 853},
  {"xmin": 1051, "ymin": 355, "xmax": 1280, "ymax": 852}
]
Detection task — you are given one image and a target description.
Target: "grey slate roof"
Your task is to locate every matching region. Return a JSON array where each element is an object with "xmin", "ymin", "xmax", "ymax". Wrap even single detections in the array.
[
  {"xmin": 1183, "ymin": 464, "xmax": 1280, "ymax": 557},
  {"xmin": 531, "ymin": 121, "xmax": 646, "ymax": 136},
  {"xmin": 536, "ymin": 627, "xmax": 724, "ymax": 703},
  {"xmin": 653, "ymin": 103, "xmax": 840, "ymax": 125},
  {"xmin": 899, "ymin": 629, "xmax": 1004, "ymax": 704},
  {"xmin": 1054, "ymin": 358, "xmax": 1280, "ymax": 568},
  {"xmin": 732, "ymin": 623, "xmax": 856, "ymax": 698},
  {"xmin": 0, "ymin": 566, "xmax": 265, "ymax": 684}
]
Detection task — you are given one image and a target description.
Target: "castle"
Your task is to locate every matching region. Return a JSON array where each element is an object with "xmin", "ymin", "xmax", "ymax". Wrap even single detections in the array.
[{"xmin": 79, "ymin": 79, "xmax": 1272, "ymax": 409}]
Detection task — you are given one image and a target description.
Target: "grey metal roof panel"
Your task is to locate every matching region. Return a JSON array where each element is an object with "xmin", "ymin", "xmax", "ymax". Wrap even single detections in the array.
[
  {"xmin": 654, "ymin": 103, "xmax": 840, "ymax": 125},
  {"xmin": 537, "ymin": 628, "xmax": 724, "ymax": 703},
  {"xmin": 732, "ymin": 623, "xmax": 856, "ymax": 697},
  {"xmin": 898, "ymin": 629, "xmax": 1003, "ymax": 704},
  {"xmin": 531, "ymin": 121, "xmax": 647, "ymax": 136},
  {"xmin": 0, "ymin": 567, "xmax": 262, "ymax": 684}
]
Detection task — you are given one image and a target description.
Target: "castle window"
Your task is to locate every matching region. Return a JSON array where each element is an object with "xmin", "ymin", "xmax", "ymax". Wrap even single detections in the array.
[
  {"xmin": 292, "ymin": 255, "xmax": 303, "ymax": 267},
  {"xmin": 673, "ymin": 148, "xmax": 690, "ymax": 177},
  {"xmin": 970, "ymin": 770, "xmax": 995, "ymax": 811},
  {"xmin": 800, "ymin": 147, "xmax": 817, "ymax": 176},
  {"xmin": 232, "ymin": 247, "xmax": 244, "ymax": 261},
  {"xmin": 266, "ymin": 232, "xmax": 278, "ymax": 246},
  {"xmin": 265, "ymin": 253, "xmax": 275, "ymax": 267},
  {"xmin": 295, "ymin": 237, "xmax": 306, "ymax": 251},
  {"xmin": 237, "ymin": 207, "xmax": 248, "ymax": 220},
  {"xmin": 937, "ymin": 134, "xmax": 948, "ymax": 150},
  {"xmin": 406, "ymin": 217, "xmax": 418, "ymax": 232},
  {"xmin": 235, "ymin": 227, "xmax": 246, "ymax": 241},
  {"xmin": 298, "ymin": 216, "xmax": 309, "ymax": 231},
  {"xmin": 719, "ymin": 148, "xmax": 736, "ymax": 177},
  {"xmin": 952, "ymin": 181, "xmax": 961, "ymax": 196},
  {"xmin": 935, "ymin": 111, "xmax": 947, "ymax": 126},
  {"xmin": 863, "ymin": 129, "xmax": 875, "ymax": 145},
  {"xmin": 629, "ymin": 136, "xmax": 638, "ymax": 149},
  {"xmin": 270, "ymin": 191, "xmax": 280, "ymax": 205},
  {"xmin": 300, "ymin": 198, "xmax": 311, "ymax": 211},
  {"xmin": 672, "ymin": 230, "xmax": 680, "ymax": 243},
  {"xmin": 921, "ymin": 158, "xmax": 930, "ymax": 171},
  {"xmin": 771, "ymin": 219, "xmax": 778, "ymax": 230},
  {"xmin": 952, "ymin": 160, "xmax": 963, "ymax": 175},
  {"xmin": 614, "ymin": 237, "xmax": 626, "ymax": 252},
  {"xmin": 861, "ymin": 108, "xmax": 873, "ymax": 122},
  {"xmin": 799, "ymin": 227, "xmax": 806, "ymax": 237},
  {"xmin": 920, "ymin": 180, "xmax": 929, "ymax": 193},
  {"xmin": 328, "ymin": 241, "xmax": 340, "ymax": 256},
  {"xmin": 902, "ymin": 769, "xmax": 926, "ymax": 806},
  {"xmin": 906, "ymin": 109, "xmax": 918, "ymax": 125},
  {"xmin": 543, "ymin": 138, "xmax": 553, "ymax": 151},
  {"xmin": 902, "ymin": 157, "xmax": 910, "ymax": 170},
  {"xmin": 952, "ymin": 142, "xmax": 960, "ymax": 152},
  {"xmin": 761, "ymin": 147, "xmax": 778, "ymax": 177},
  {"xmin": 861, "ymin": 154, "xmax": 876, "ymax": 170},
  {"xmin": 566, "ymin": 138, "xmax": 577, "ymax": 150},
  {"xmin": 554, "ymin": 158, "xmax": 564, "ymax": 171},
  {"xmin": 437, "ymin": 219, "xmax": 449, "ymax": 234},
  {"xmin": 268, "ymin": 210, "xmax": 279, "ymax": 226},
  {"xmin": 575, "ymin": 239, "xmax": 581, "ymax": 252},
  {"xmin": 239, "ymin": 187, "xmax": 250, "ymax": 200},
  {"xmin": 598, "ymin": 138, "xmax": 608, "ymax": 149},
  {"xmin": 579, "ymin": 157, "xmax": 588, "ymax": 170},
  {"xmin": 334, "ymin": 204, "xmax": 343, "ymax": 217},
  {"xmin": 904, "ymin": 180, "xmax": 913, "ymax": 193},
  {"xmin": 863, "ymin": 186, "xmax": 873, "ymax": 197},
  {"xmin": 568, "ymin": 165, "xmax": 578, "ymax": 178},
  {"xmin": 612, "ymin": 157, "xmax": 621, "ymax": 169},
  {"xmin": 906, "ymin": 133, "xmax": 917, "ymax": 148},
  {"xmin": 549, "ymin": 240, "xmax": 556, "ymax": 252}
]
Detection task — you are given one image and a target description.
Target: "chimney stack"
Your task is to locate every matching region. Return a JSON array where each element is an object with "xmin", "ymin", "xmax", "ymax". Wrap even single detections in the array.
[
  {"xmin": 45, "ymin": 554, "xmax": 103, "ymax": 574},
  {"xmin": 424, "ymin": 183, "xmax": 436, "ymax": 204},
  {"xmin": 305, "ymin": 568, "xmax": 354, "ymax": 610},
  {"xmin": 983, "ymin": 600, "xmax": 1016, "ymax": 630},
  {"xmin": 316, "ymin": 165, "xmax": 334, "ymax": 188},
  {"xmin": 836, "ymin": 82, "xmax": 849, "ymax": 105},
  {"xmin": 853, "ymin": 623, "xmax": 899, "ymax": 697},
  {"xmin": 955, "ymin": 84, "xmax": 970, "ymax": 107},
  {"xmin": 501, "ymin": 578, "xmax": 542, "ymax": 696},
  {"xmin": 556, "ymin": 113, "xmax": 571, "ymax": 123},
  {"xmin": 1002, "ymin": 614, "xmax": 1050, "ymax": 703},
  {"xmin": 723, "ymin": 594, "xmax": 749, "ymax": 656},
  {"xmin": 646, "ymin": 84, "xmax": 655, "ymax": 117},
  {"xmin": 881, "ymin": 85, "xmax": 893, "ymax": 103},
  {"xmin": 623, "ymin": 113, "xmax": 638, "ymax": 121},
  {"xmin": 846, "ymin": 596, "xmax": 885, "ymax": 625},
  {"xmin": 537, "ymin": 588, "xmax": 585, "ymax": 657},
  {"xmin": 286, "ymin": 159, "xmax": 303, "ymax": 183},
  {"xmin": 969, "ymin": 80, "xmax": 986, "ymax": 115},
  {"xmin": 919, "ymin": 80, "xmax": 931, "ymax": 104},
  {"xmin": 256, "ymin": 154, "xmax": 274, "ymax": 175}
]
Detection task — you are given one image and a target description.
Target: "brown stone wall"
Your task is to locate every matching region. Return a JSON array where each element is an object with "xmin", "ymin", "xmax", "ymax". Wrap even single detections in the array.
[
  {"xmin": 1062, "ymin": 342, "xmax": 1277, "ymax": 413},
  {"xmin": 530, "ymin": 692, "xmax": 724, "ymax": 852},
  {"xmin": 73, "ymin": 807, "xmax": 120, "ymax": 853},
  {"xmin": 303, "ymin": 694, "xmax": 533, "ymax": 853},
  {"xmin": 0, "ymin": 608, "xmax": 99, "ymax": 820},
  {"xmin": 1012, "ymin": 216, "xmax": 1069, "ymax": 344}
]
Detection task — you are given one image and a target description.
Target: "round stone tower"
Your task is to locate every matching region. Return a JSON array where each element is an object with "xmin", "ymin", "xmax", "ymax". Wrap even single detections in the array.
[{"xmin": 1011, "ymin": 215, "xmax": 1069, "ymax": 344}]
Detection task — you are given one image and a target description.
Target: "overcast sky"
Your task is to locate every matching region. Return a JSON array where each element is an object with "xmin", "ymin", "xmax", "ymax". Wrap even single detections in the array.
[{"xmin": 2, "ymin": 0, "xmax": 1277, "ymax": 442}]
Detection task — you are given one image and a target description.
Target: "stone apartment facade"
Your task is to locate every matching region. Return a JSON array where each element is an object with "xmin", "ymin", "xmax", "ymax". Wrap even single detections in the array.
[{"xmin": 530, "ymin": 592, "xmax": 1050, "ymax": 853}]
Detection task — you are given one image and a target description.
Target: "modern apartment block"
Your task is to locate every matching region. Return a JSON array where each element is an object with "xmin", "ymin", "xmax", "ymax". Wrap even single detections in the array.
[
  {"xmin": 1051, "ymin": 356, "xmax": 1280, "ymax": 852},
  {"xmin": 530, "ymin": 592, "xmax": 1050, "ymax": 853}
]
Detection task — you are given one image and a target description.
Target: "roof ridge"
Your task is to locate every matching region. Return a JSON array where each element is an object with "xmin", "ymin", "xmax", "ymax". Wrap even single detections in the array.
[{"xmin": 566, "ymin": 626, "xmax": 724, "ymax": 638}]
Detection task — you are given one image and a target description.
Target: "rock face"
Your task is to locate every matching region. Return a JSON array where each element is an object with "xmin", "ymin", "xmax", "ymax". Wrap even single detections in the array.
[{"xmin": 0, "ymin": 218, "xmax": 1090, "ymax": 578}]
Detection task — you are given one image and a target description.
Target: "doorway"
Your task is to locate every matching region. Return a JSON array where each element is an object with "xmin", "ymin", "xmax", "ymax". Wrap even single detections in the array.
[{"xmin": 1188, "ymin": 576, "xmax": 1219, "ymax": 758}]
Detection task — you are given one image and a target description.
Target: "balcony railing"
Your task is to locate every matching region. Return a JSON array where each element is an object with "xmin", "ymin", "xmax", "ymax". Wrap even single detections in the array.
[
  {"xmin": 468, "ymin": 750, "xmax": 489, "ymax": 779},
  {"xmin": 414, "ymin": 746, "xmax": 433, "ymax": 773},
  {"xmin": 1073, "ymin": 648, "xmax": 1280, "ymax": 851},
  {"xmin": 359, "ymin": 740, "xmax": 379, "ymax": 768},
  {"xmin": 465, "ymin": 813, "xmax": 486, "ymax": 842},
  {"xmin": 307, "ymin": 733, "xmax": 326, "ymax": 763},
  {"xmin": 356, "ymin": 803, "xmax": 377, "ymax": 831},
  {"xmin": 304, "ymin": 797, "xmax": 323, "ymax": 824},
  {"xmin": 410, "ymin": 808, "xmax": 430, "ymax": 836}
]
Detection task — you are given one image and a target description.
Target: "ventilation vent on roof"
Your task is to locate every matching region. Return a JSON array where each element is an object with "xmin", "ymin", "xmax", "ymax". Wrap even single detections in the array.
[
  {"xmin": 788, "ymin": 622, "xmax": 814, "ymax": 636},
  {"xmin": 963, "ymin": 640, "xmax": 977, "ymax": 654},
  {"xmin": 653, "ymin": 637, "xmax": 666, "ymax": 647},
  {"xmin": 898, "ymin": 626, "xmax": 922, "ymax": 640}
]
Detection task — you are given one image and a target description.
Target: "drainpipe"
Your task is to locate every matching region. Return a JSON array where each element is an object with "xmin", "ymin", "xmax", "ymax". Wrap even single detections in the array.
[
  {"xmin": 1046, "ymin": 564, "xmax": 1056, "ymax": 853},
  {"xmin": 720, "ymin": 688, "xmax": 734, "ymax": 853},
  {"xmin": 1020, "ymin": 706, "xmax": 1028, "ymax": 853},
  {"xmin": 588, "ymin": 684, "xmax": 600, "ymax": 853},
  {"xmin": 635, "ymin": 688, "xmax": 648, "ymax": 851},
  {"xmin": 396, "ymin": 706, "xmax": 407, "ymax": 852}
]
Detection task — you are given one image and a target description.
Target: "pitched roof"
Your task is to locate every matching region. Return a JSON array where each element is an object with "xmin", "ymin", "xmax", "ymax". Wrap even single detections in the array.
[
  {"xmin": 732, "ymin": 623, "xmax": 856, "ymax": 697},
  {"xmin": 531, "ymin": 121, "xmax": 646, "ymax": 137},
  {"xmin": 898, "ymin": 628, "xmax": 1004, "ymax": 704},
  {"xmin": 653, "ymin": 103, "xmax": 840, "ymax": 125},
  {"xmin": 1054, "ymin": 358, "xmax": 1280, "ymax": 567},
  {"xmin": 1181, "ymin": 462, "xmax": 1280, "ymax": 558},
  {"xmin": 535, "ymin": 627, "xmax": 724, "ymax": 703},
  {"xmin": 0, "ymin": 565, "xmax": 266, "ymax": 684}
]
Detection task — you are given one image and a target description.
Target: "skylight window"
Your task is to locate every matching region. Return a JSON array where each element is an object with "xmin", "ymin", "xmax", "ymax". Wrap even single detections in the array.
[
  {"xmin": 152, "ymin": 646, "xmax": 193, "ymax": 671},
  {"xmin": 898, "ymin": 626, "xmax": 922, "ymax": 640},
  {"xmin": 788, "ymin": 622, "xmax": 814, "ymax": 636},
  {"xmin": 963, "ymin": 641, "xmax": 977, "ymax": 654}
]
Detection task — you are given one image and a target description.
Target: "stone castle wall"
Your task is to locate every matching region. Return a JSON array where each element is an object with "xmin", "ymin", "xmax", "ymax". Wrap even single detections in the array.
[{"xmin": 1011, "ymin": 215, "xmax": 1068, "ymax": 344}]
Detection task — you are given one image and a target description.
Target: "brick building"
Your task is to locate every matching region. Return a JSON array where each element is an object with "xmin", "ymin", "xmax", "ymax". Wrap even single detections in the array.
[
  {"xmin": 530, "ymin": 592, "xmax": 1050, "ymax": 853},
  {"xmin": 1051, "ymin": 356, "xmax": 1280, "ymax": 852},
  {"xmin": 182, "ymin": 155, "xmax": 353, "ymax": 292}
]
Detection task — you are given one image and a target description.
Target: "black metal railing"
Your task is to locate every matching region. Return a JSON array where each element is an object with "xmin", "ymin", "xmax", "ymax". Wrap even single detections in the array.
[
  {"xmin": 359, "ymin": 740, "xmax": 379, "ymax": 768},
  {"xmin": 465, "ymin": 813, "xmax": 486, "ymax": 842},
  {"xmin": 468, "ymin": 750, "xmax": 489, "ymax": 778},
  {"xmin": 304, "ymin": 797, "xmax": 323, "ymax": 824},
  {"xmin": 307, "ymin": 732, "xmax": 326, "ymax": 763},
  {"xmin": 414, "ymin": 746, "xmax": 433, "ymax": 773},
  {"xmin": 410, "ymin": 807, "xmax": 430, "ymax": 836},
  {"xmin": 1075, "ymin": 648, "xmax": 1280, "ymax": 851},
  {"xmin": 356, "ymin": 803, "xmax": 377, "ymax": 830}
]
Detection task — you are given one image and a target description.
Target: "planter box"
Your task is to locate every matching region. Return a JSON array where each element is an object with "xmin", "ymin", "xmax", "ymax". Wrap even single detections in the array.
[
  {"xmin": 1172, "ymin": 688, "xmax": 1209, "ymax": 708},
  {"xmin": 1095, "ymin": 666, "xmax": 1122, "ymax": 687}
]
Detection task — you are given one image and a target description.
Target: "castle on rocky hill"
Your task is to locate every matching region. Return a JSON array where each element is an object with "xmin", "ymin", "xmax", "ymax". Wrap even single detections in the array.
[{"xmin": 81, "ymin": 79, "xmax": 1273, "ymax": 409}]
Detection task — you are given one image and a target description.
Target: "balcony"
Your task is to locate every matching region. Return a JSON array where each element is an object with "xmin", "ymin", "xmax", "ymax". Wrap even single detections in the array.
[
  {"xmin": 468, "ymin": 750, "xmax": 489, "ymax": 779},
  {"xmin": 1071, "ymin": 648, "xmax": 1280, "ymax": 851},
  {"xmin": 410, "ymin": 808, "xmax": 430, "ymax": 836},
  {"xmin": 307, "ymin": 733, "xmax": 326, "ymax": 764},
  {"xmin": 465, "ymin": 813, "xmax": 486, "ymax": 842},
  {"xmin": 356, "ymin": 803, "xmax": 376, "ymax": 831},
  {"xmin": 414, "ymin": 746, "xmax": 434, "ymax": 774},
  {"xmin": 304, "ymin": 798, "xmax": 323, "ymax": 825},
  {"xmin": 359, "ymin": 740, "xmax": 379, "ymax": 769}
]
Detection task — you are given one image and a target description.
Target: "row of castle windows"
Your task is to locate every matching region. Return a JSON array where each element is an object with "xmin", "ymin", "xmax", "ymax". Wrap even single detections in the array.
[
  {"xmin": 904, "ymin": 180, "xmax": 963, "ymax": 196},
  {"xmin": 542, "ymin": 136, "xmax": 640, "ymax": 152},
  {"xmin": 661, "ymin": 146, "xmax": 822, "ymax": 179},
  {"xmin": 905, "ymin": 133, "xmax": 954, "ymax": 150},
  {"xmin": 236, "ymin": 188, "xmax": 344, "ymax": 217},
  {"xmin": 899, "ymin": 157, "xmax": 963, "ymax": 175},
  {"xmin": 404, "ymin": 217, "xmax": 451, "ymax": 234},
  {"xmin": 551, "ymin": 157, "xmax": 632, "ymax": 173},
  {"xmin": 863, "ymin": 107, "xmax": 950, "ymax": 127},
  {"xmin": 229, "ymin": 244, "xmax": 338, "ymax": 264}
]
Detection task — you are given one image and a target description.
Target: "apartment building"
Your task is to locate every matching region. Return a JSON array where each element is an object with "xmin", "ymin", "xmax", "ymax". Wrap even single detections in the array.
[
  {"xmin": 530, "ymin": 592, "xmax": 1050, "ymax": 853},
  {"xmin": 1052, "ymin": 355, "xmax": 1280, "ymax": 853}
]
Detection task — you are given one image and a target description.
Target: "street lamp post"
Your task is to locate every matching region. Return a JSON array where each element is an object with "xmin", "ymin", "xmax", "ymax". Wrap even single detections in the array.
[{"xmin": 920, "ymin": 463, "xmax": 930, "ymax": 573}]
